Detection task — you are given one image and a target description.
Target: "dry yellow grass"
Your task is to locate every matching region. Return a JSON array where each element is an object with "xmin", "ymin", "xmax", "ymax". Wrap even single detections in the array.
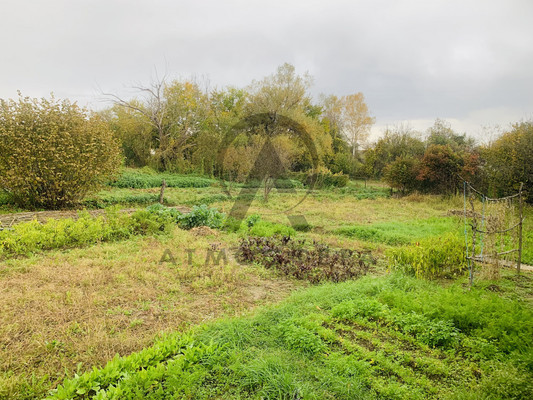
[{"xmin": 0, "ymin": 228, "xmax": 300, "ymax": 399}]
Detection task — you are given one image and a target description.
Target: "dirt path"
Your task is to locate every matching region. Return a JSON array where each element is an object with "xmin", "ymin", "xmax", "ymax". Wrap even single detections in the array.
[
  {"xmin": 0, "ymin": 206, "xmax": 191, "ymax": 228},
  {"xmin": 472, "ymin": 256, "xmax": 533, "ymax": 272}
]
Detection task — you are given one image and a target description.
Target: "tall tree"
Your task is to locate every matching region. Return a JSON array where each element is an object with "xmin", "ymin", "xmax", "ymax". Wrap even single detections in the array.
[
  {"xmin": 247, "ymin": 63, "xmax": 313, "ymax": 114},
  {"xmin": 246, "ymin": 63, "xmax": 332, "ymax": 172},
  {"xmin": 342, "ymin": 93, "xmax": 375, "ymax": 158},
  {"xmin": 364, "ymin": 124, "xmax": 425, "ymax": 178},
  {"xmin": 105, "ymin": 77, "xmax": 209, "ymax": 171},
  {"xmin": 320, "ymin": 93, "xmax": 374, "ymax": 158},
  {"xmin": 426, "ymin": 118, "xmax": 474, "ymax": 153},
  {"xmin": 481, "ymin": 120, "xmax": 533, "ymax": 198}
]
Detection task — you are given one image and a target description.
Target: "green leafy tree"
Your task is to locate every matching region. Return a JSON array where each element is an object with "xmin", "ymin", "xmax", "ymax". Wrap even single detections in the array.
[
  {"xmin": 103, "ymin": 102, "xmax": 153, "ymax": 167},
  {"xmin": 163, "ymin": 80, "xmax": 210, "ymax": 171},
  {"xmin": 365, "ymin": 125, "xmax": 425, "ymax": 178},
  {"xmin": 417, "ymin": 144, "xmax": 462, "ymax": 194},
  {"xmin": 481, "ymin": 121, "xmax": 533, "ymax": 198},
  {"xmin": 247, "ymin": 63, "xmax": 313, "ymax": 114},
  {"xmin": 0, "ymin": 94, "xmax": 121, "ymax": 209},
  {"xmin": 246, "ymin": 63, "xmax": 332, "ymax": 172},
  {"xmin": 426, "ymin": 118, "xmax": 474, "ymax": 153},
  {"xmin": 192, "ymin": 87, "xmax": 248, "ymax": 175},
  {"xmin": 383, "ymin": 157, "xmax": 420, "ymax": 194}
]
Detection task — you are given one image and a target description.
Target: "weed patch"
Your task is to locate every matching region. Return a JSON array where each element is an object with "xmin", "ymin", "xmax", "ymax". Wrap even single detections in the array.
[{"xmin": 0, "ymin": 207, "xmax": 174, "ymax": 259}]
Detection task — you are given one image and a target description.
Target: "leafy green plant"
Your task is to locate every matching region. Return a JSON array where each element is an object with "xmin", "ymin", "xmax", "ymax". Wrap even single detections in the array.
[
  {"xmin": 245, "ymin": 214, "xmax": 261, "ymax": 228},
  {"xmin": 331, "ymin": 298, "xmax": 387, "ymax": 321},
  {"xmin": 387, "ymin": 233, "xmax": 467, "ymax": 279},
  {"xmin": 176, "ymin": 204, "xmax": 225, "ymax": 230},
  {"xmin": 390, "ymin": 312, "xmax": 459, "ymax": 348},
  {"xmin": 0, "ymin": 207, "xmax": 174, "ymax": 260},
  {"xmin": 82, "ymin": 193, "xmax": 160, "ymax": 208},
  {"xmin": 248, "ymin": 220, "xmax": 296, "ymax": 237},
  {"xmin": 277, "ymin": 321, "xmax": 327, "ymax": 355},
  {"xmin": 145, "ymin": 203, "xmax": 182, "ymax": 221}
]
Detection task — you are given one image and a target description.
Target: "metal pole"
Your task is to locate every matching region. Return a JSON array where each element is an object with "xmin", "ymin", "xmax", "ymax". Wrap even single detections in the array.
[
  {"xmin": 517, "ymin": 182, "xmax": 524, "ymax": 274},
  {"xmin": 469, "ymin": 195, "xmax": 477, "ymax": 286}
]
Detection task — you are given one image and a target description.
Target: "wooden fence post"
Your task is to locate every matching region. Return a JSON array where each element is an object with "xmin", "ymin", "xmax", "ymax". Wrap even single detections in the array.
[{"xmin": 159, "ymin": 179, "xmax": 166, "ymax": 204}]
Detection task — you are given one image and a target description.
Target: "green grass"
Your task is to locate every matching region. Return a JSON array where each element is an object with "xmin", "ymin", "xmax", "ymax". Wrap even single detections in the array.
[
  {"xmin": 335, "ymin": 217, "xmax": 461, "ymax": 245},
  {"xmin": 47, "ymin": 273, "xmax": 533, "ymax": 400},
  {"xmin": 2, "ymin": 175, "xmax": 533, "ymax": 399},
  {"xmin": 108, "ymin": 168, "xmax": 216, "ymax": 189}
]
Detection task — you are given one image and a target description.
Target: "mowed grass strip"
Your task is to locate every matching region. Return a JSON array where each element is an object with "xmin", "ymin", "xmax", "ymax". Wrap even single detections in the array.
[
  {"xmin": 0, "ymin": 228, "xmax": 300, "ymax": 400},
  {"xmin": 47, "ymin": 273, "xmax": 533, "ymax": 400}
]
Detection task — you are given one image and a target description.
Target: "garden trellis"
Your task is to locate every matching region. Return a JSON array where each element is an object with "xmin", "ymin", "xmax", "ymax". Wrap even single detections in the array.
[{"xmin": 462, "ymin": 180, "xmax": 525, "ymax": 285}]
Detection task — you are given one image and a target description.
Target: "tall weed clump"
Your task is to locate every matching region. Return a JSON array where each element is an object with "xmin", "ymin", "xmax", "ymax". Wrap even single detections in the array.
[{"xmin": 387, "ymin": 232, "xmax": 467, "ymax": 278}]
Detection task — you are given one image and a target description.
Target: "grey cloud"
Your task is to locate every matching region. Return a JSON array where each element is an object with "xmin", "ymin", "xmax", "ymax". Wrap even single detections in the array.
[{"xmin": 1, "ymin": 0, "xmax": 532, "ymax": 138}]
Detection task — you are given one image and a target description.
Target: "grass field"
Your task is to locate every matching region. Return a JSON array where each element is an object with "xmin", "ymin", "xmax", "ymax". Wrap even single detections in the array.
[
  {"xmin": 0, "ymin": 170, "xmax": 531, "ymax": 399},
  {"xmin": 48, "ymin": 273, "xmax": 533, "ymax": 400}
]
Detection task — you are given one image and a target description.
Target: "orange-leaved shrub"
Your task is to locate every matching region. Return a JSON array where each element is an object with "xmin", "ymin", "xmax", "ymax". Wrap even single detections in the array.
[{"xmin": 0, "ymin": 94, "xmax": 122, "ymax": 208}]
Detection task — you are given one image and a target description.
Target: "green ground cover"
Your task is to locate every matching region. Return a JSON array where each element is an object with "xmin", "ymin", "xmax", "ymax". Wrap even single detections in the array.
[{"xmin": 48, "ymin": 274, "xmax": 533, "ymax": 400}]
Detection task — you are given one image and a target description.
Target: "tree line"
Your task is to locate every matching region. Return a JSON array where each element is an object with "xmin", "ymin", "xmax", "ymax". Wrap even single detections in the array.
[
  {"xmin": 1, "ymin": 63, "xmax": 531, "ymax": 209},
  {"xmin": 103, "ymin": 63, "xmax": 531, "ymax": 199}
]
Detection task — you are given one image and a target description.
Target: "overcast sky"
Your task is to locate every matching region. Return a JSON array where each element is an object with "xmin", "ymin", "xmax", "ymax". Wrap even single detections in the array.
[{"xmin": 1, "ymin": 0, "xmax": 532, "ymax": 141}]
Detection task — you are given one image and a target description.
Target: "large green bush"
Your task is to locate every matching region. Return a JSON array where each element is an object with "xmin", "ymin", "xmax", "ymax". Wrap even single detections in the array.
[
  {"xmin": 176, "ymin": 204, "xmax": 225, "ymax": 230},
  {"xmin": 481, "ymin": 120, "xmax": 533, "ymax": 200},
  {"xmin": 382, "ymin": 156, "xmax": 419, "ymax": 194},
  {"xmin": 0, "ymin": 94, "xmax": 122, "ymax": 209}
]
